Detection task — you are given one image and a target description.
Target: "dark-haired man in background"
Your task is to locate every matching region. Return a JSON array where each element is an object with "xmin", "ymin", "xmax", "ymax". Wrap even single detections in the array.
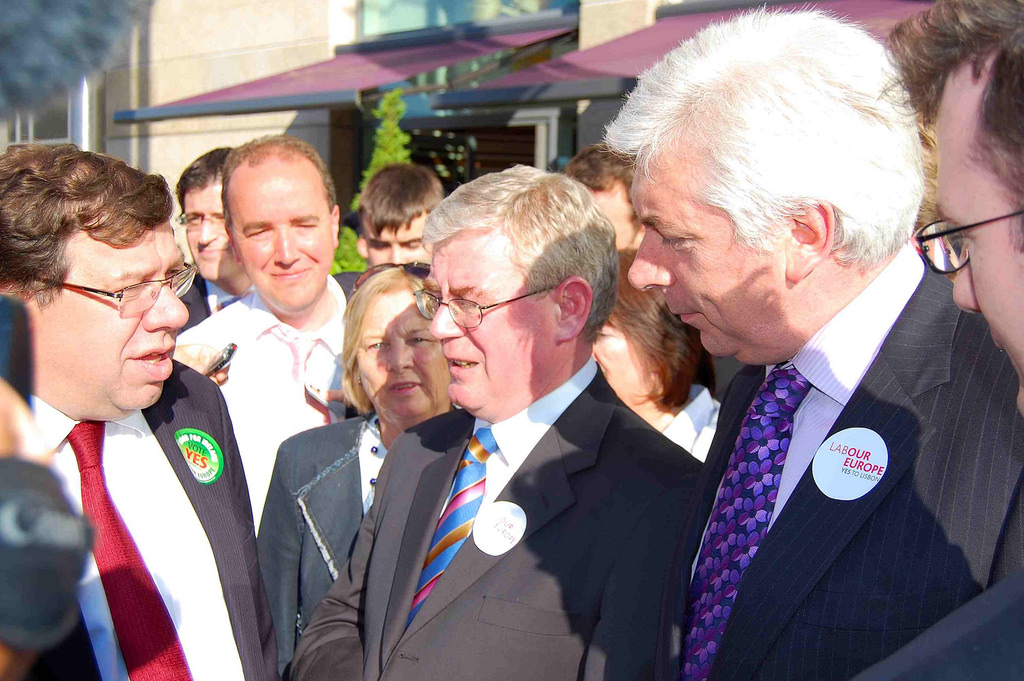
[
  {"xmin": 0, "ymin": 144, "xmax": 276, "ymax": 681},
  {"xmin": 565, "ymin": 143, "xmax": 643, "ymax": 251},
  {"xmin": 175, "ymin": 147, "xmax": 252, "ymax": 332},
  {"xmin": 356, "ymin": 163, "xmax": 443, "ymax": 266}
]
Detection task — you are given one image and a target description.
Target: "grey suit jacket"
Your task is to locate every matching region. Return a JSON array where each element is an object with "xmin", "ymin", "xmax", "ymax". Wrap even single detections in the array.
[
  {"xmin": 31, "ymin": 362, "xmax": 279, "ymax": 681},
  {"xmin": 291, "ymin": 373, "xmax": 702, "ymax": 681},
  {"xmin": 259, "ymin": 417, "xmax": 368, "ymax": 675},
  {"xmin": 655, "ymin": 273, "xmax": 1024, "ymax": 681}
]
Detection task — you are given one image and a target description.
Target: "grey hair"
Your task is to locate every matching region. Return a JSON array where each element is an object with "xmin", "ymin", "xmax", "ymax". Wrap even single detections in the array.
[
  {"xmin": 605, "ymin": 8, "xmax": 924, "ymax": 267},
  {"xmin": 423, "ymin": 165, "xmax": 618, "ymax": 341}
]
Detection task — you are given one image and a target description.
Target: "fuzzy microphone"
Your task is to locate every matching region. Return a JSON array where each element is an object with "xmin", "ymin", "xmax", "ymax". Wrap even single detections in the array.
[{"xmin": 0, "ymin": 0, "xmax": 130, "ymax": 113}]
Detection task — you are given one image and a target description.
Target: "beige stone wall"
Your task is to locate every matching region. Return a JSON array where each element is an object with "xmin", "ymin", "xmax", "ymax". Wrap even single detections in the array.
[
  {"xmin": 578, "ymin": 0, "xmax": 657, "ymax": 50},
  {"xmin": 103, "ymin": 0, "xmax": 358, "ymax": 210}
]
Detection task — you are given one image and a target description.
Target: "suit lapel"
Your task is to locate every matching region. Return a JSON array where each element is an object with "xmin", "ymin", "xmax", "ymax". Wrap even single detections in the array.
[
  {"xmin": 380, "ymin": 417, "xmax": 473, "ymax": 665},
  {"xmin": 397, "ymin": 375, "xmax": 615, "ymax": 645},
  {"xmin": 142, "ymin": 367, "xmax": 271, "ymax": 681},
  {"xmin": 709, "ymin": 274, "xmax": 959, "ymax": 680},
  {"xmin": 657, "ymin": 366, "xmax": 761, "ymax": 680}
]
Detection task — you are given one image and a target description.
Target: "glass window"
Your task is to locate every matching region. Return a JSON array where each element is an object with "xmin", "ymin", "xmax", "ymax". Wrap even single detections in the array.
[
  {"xmin": 361, "ymin": 0, "xmax": 577, "ymax": 37},
  {"xmin": 3, "ymin": 91, "xmax": 73, "ymax": 149},
  {"xmin": 32, "ymin": 95, "xmax": 69, "ymax": 141}
]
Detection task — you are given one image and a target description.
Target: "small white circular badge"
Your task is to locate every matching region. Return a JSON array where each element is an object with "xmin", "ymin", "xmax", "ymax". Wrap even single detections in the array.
[
  {"xmin": 472, "ymin": 501, "xmax": 527, "ymax": 556},
  {"xmin": 812, "ymin": 427, "xmax": 889, "ymax": 501}
]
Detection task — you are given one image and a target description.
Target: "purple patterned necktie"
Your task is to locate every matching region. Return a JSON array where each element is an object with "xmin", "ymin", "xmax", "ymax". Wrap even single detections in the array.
[{"xmin": 681, "ymin": 365, "xmax": 811, "ymax": 681}]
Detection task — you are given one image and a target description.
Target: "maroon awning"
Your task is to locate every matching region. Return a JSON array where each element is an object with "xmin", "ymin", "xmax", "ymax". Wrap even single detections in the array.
[
  {"xmin": 433, "ymin": 0, "xmax": 932, "ymax": 109},
  {"xmin": 115, "ymin": 25, "xmax": 571, "ymax": 123}
]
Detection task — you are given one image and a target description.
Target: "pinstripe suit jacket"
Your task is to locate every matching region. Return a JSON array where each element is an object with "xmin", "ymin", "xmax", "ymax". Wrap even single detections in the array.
[
  {"xmin": 656, "ymin": 272, "xmax": 1024, "ymax": 681},
  {"xmin": 30, "ymin": 362, "xmax": 279, "ymax": 681}
]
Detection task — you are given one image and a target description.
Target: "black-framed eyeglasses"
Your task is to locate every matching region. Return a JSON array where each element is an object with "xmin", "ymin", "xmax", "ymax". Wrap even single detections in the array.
[
  {"xmin": 62, "ymin": 264, "xmax": 197, "ymax": 316},
  {"xmin": 177, "ymin": 213, "xmax": 226, "ymax": 230},
  {"xmin": 352, "ymin": 262, "xmax": 431, "ymax": 293},
  {"xmin": 414, "ymin": 287, "xmax": 551, "ymax": 329},
  {"xmin": 914, "ymin": 208, "xmax": 1024, "ymax": 274}
]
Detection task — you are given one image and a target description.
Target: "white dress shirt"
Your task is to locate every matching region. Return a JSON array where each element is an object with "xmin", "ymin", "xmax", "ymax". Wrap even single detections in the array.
[
  {"xmin": 769, "ymin": 245, "xmax": 924, "ymax": 525},
  {"xmin": 179, "ymin": 277, "xmax": 346, "ymax": 524},
  {"xmin": 662, "ymin": 385, "xmax": 720, "ymax": 462},
  {"xmin": 692, "ymin": 246, "xmax": 924, "ymax": 577},
  {"xmin": 34, "ymin": 399, "xmax": 244, "ymax": 681},
  {"xmin": 204, "ymin": 280, "xmax": 250, "ymax": 313},
  {"xmin": 461, "ymin": 359, "xmax": 597, "ymax": 515}
]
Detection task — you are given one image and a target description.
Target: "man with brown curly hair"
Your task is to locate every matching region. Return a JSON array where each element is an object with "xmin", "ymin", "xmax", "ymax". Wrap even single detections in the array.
[{"xmin": 0, "ymin": 144, "xmax": 277, "ymax": 681}]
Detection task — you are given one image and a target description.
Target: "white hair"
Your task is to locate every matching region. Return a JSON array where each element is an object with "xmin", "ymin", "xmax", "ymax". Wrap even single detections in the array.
[
  {"xmin": 423, "ymin": 165, "xmax": 618, "ymax": 341},
  {"xmin": 605, "ymin": 9, "xmax": 924, "ymax": 267}
]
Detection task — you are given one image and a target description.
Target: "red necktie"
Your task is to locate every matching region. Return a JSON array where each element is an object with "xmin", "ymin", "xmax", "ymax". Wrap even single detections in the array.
[{"xmin": 68, "ymin": 421, "xmax": 193, "ymax": 681}]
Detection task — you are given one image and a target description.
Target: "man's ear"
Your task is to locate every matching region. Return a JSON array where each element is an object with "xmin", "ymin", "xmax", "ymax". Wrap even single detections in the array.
[
  {"xmin": 785, "ymin": 202, "xmax": 836, "ymax": 284},
  {"xmin": 356, "ymin": 236, "xmax": 369, "ymax": 259},
  {"xmin": 330, "ymin": 204, "xmax": 341, "ymax": 251},
  {"xmin": 552, "ymin": 275, "xmax": 593, "ymax": 344}
]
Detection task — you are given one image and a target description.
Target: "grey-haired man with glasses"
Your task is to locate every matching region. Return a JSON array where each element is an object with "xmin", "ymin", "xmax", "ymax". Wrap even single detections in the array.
[
  {"xmin": 0, "ymin": 144, "xmax": 278, "ymax": 681},
  {"xmin": 291, "ymin": 165, "xmax": 701, "ymax": 681}
]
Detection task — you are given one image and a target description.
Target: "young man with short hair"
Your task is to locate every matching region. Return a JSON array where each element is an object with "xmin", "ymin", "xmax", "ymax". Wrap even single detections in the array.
[{"xmin": 357, "ymin": 163, "xmax": 443, "ymax": 266}]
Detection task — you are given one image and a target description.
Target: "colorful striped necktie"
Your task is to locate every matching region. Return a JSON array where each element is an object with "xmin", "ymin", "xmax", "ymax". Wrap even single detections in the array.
[
  {"xmin": 408, "ymin": 427, "xmax": 498, "ymax": 626},
  {"xmin": 681, "ymin": 365, "xmax": 811, "ymax": 681}
]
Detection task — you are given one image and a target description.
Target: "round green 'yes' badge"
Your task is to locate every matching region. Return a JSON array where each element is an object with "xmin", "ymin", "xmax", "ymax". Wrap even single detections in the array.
[{"xmin": 174, "ymin": 428, "xmax": 224, "ymax": 485}]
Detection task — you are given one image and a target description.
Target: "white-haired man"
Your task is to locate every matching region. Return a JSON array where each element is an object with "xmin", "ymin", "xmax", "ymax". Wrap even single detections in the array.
[
  {"xmin": 290, "ymin": 166, "xmax": 702, "ymax": 681},
  {"xmin": 606, "ymin": 9, "xmax": 1024, "ymax": 681}
]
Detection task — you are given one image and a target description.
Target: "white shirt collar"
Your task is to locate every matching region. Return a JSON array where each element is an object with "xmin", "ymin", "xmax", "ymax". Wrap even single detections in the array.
[
  {"xmin": 683, "ymin": 384, "xmax": 716, "ymax": 422},
  {"xmin": 788, "ymin": 245, "xmax": 924, "ymax": 406},
  {"xmin": 250, "ymin": 275, "xmax": 347, "ymax": 355},
  {"xmin": 475, "ymin": 358, "xmax": 598, "ymax": 467},
  {"xmin": 32, "ymin": 396, "xmax": 150, "ymax": 452},
  {"xmin": 661, "ymin": 385, "xmax": 717, "ymax": 450},
  {"xmin": 205, "ymin": 279, "xmax": 250, "ymax": 309}
]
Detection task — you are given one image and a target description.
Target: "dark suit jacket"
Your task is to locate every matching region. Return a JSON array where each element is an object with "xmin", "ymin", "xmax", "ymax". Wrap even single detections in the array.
[
  {"xmin": 655, "ymin": 273, "xmax": 1024, "ymax": 681},
  {"xmin": 291, "ymin": 373, "xmax": 702, "ymax": 681},
  {"xmin": 181, "ymin": 271, "xmax": 361, "ymax": 333},
  {"xmin": 180, "ymin": 272, "xmax": 211, "ymax": 333},
  {"xmin": 30, "ymin": 362, "xmax": 279, "ymax": 681},
  {"xmin": 852, "ymin": 569, "xmax": 1024, "ymax": 680},
  {"xmin": 259, "ymin": 418, "xmax": 368, "ymax": 675}
]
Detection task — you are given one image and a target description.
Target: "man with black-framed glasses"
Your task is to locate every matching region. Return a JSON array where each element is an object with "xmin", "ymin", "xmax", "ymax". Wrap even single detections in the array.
[
  {"xmin": 0, "ymin": 144, "xmax": 278, "ymax": 681},
  {"xmin": 845, "ymin": 3, "xmax": 1024, "ymax": 679},
  {"xmin": 893, "ymin": 0, "xmax": 1024, "ymax": 417}
]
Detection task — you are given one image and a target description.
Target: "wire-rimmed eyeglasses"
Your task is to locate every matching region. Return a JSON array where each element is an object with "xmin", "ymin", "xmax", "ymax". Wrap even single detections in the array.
[
  {"xmin": 62, "ymin": 264, "xmax": 197, "ymax": 316},
  {"xmin": 414, "ymin": 287, "xmax": 551, "ymax": 329}
]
